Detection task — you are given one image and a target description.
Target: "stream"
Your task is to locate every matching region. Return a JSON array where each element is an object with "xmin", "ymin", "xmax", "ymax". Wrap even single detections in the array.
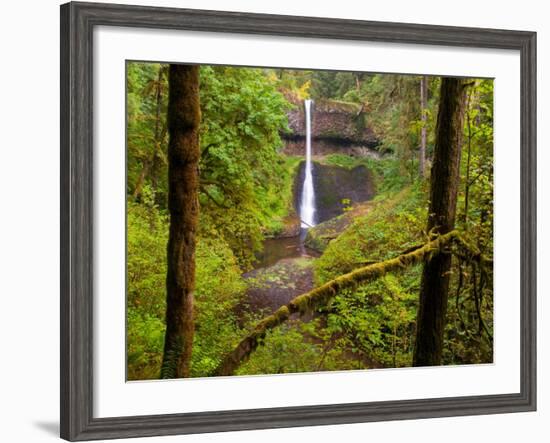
[
  {"xmin": 241, "ymin": 233, "xmax": 319, "ymax": 315},
  {"xmin": 252, "ymin": 234, "xmax": 318, "ymax": 270}
]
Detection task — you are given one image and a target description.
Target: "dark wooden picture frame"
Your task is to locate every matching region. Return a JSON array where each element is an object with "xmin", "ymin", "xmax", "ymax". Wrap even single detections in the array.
[{"xmin": 60, "ymin": 1, "xmax": 537, "ymax": 440}]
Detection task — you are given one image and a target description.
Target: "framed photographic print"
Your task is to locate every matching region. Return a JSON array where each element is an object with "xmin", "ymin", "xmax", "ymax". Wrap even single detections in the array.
[{"xmin": 60, "ymin": 1, "xmax": 536, "ymax": 441}]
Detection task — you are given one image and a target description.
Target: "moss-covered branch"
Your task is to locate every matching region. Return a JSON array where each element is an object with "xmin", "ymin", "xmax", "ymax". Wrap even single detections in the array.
[
  {"xmin": 212, "ymin": 230, "xmax": 461, "ymax": 376},
  {"xmin": 452, "ymin": 234, "xmax": 493, "ymax": 267}
]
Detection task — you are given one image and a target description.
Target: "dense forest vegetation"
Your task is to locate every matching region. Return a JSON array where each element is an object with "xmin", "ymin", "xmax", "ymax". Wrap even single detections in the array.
[{"xmin": 126, "ymin": 62, "xmax": 493, "ymax": 380}]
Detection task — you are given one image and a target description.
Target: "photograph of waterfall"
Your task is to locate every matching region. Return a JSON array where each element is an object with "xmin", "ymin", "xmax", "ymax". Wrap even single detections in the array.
[{"xmin": 126, "ymin": 62, "xmax": 494, "ymax": 380}]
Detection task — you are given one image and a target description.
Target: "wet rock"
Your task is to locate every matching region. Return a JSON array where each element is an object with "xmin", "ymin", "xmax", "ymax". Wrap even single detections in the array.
[
  {"xmin": 283, "ymin": 139, "xmax": 382, "ymax": 158},
  {"xmin": 294, "ymin": 162, "xmax": 375, "ymax": 224},
  {"xmin": 242, "ymin": 257, "xmax": 315, "ymax": 315}
]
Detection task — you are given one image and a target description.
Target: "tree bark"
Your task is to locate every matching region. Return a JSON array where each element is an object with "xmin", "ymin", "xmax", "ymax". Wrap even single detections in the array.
[
  {"xmin": 419, "ymin": 75, "xmax": 428, "ymax": 177},
  {"xmin": 161, "ymin": 64, "xmax": 201, "ymax": 378},
  {"xmin": 463, "ymin": 89, "xmax": 474, "ymax": 227},
  {"xmin": 413, "ymin": 77, "xmax": 468, "ymax": 367}
]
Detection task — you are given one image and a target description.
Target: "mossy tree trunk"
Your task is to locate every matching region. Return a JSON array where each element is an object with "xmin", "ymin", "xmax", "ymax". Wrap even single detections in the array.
[
  {"xmin": 413, "ymin": 77, "xmax": 468, "ymax": 367},
  {"xmin": 161, "ymin": 64, "xmax": 201, "ymax": 378}
]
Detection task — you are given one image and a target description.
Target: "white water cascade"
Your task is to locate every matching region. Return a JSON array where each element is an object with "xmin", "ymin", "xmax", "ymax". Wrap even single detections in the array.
[{"xmin": 300, "ymin": 99, "xmax": 316, "ymax": 228}]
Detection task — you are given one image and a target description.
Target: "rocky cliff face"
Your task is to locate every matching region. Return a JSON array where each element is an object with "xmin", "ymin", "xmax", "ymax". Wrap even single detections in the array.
[
  {"xmin": 283, "ymin": 99, "xmax": 379, "ymax": 153},
  {"xmin": 294, "ymin": 161, "xmax": 374, "ymax": 224},
  {"xmin": 283, "ymin": 139, "xmax": 382, "ymax": 158}
]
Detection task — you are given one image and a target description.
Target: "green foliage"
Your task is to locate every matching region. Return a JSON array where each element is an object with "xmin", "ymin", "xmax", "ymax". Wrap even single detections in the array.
[
  {"xmin": 310, "ymin": 184, "xmax": 424, "ymax": 366},
  {"xmin": 127, "ymin": 63, "xmax": 169, "ymax": 206},
  {"xmin": 319, "ymin": 273, "xmax": 419, "ymax": 369},
  {"xmin": 236, "ymin": 321, "xmax": 323, "ymax": 375},
  {"xmin": 309, "ymin": 71, "xmax": 363, "ymax": 101},
  {"xmin": 266, "ymin": 68, "xmax": 312, "ymax": 100},
  {"xmin": 198, "ymin": 65, "xmax": 292, "ymax": 266},
  {"xmin": 323, "ymin": 153, "xmax": 361, "ymax": 169},
  {"xmin": 312, "ymin": 168, "xmax": 493, "ymax": 367},
  {"xmin": 127, "ymin": 198, "xmax": 169, "ymax": 319},
  {"xmin": 362, "ymin": 75, "xmax": 432, "ymax": 180},
  {"xmin": 444, "ymin": 79, "xmax": 494, "ymax": 364},
  {"xmin": 256, "ymin": 155, "xmax": 302, "ymax": 237},
  {"xmin": 315, "ymin": 183, "xmax": 427, "ymax": 284},
  {"xmin": 191, "ymin": 237, "xmax": 247, "ymax": 377},
  {"xmin": 317, "ymin": 81, "xmax": 495, "ymax": 370},
  {"xmin": 127, "ymin": 308, "xmax": 166, "ymax": 380},
  {"xmin": 443, "ymin": 259, "xmax": 493, "ymax": 365},
  {"xmin": 456, "ymin": 79, "xmax": 494, "ymax": 244},
  {"xmin": 126, "ymin": 202, "xmax": 247, "ymax": 380},
  {"xmin": 127, "ymin": 62, "xmax": 293, "ymax": 267},
  {"xmin": 236, "ymin": 316, "xmax": 366, "ymax": 375}
]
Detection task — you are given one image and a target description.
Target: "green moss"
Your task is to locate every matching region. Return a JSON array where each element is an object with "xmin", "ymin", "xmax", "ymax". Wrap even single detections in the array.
[
  {"xmin": 261, "ymin": 155, "xmax": 302, "ymax": 237},
  {"xmin": 314, "ymin": 182, "xmax": 428, "ymax": 285},
  {"xmin": 323, "ymin": 153, "xmax": 363, "ymax": 169},
  {"xmin": 316, "ymin": 98, "xmax": 363, "ymax": 114}
]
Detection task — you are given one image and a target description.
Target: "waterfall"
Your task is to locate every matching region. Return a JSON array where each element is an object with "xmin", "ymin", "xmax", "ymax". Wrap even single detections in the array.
[{"xmin": 300, "ymin": 99, "xmax": 316, "ymax": 228}]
